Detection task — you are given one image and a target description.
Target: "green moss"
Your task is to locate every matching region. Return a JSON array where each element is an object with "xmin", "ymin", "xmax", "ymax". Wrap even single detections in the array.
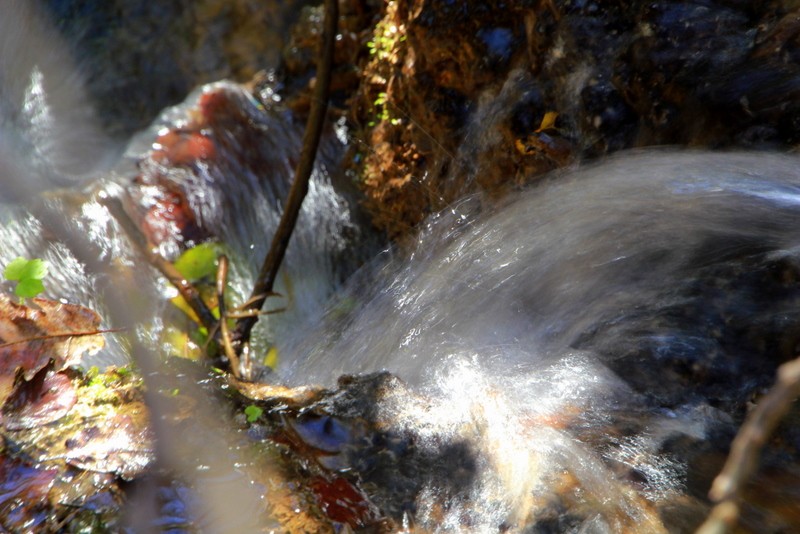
[{"xmin": 365, "ymin": 10, "xmax": 406, "ymax": 128}]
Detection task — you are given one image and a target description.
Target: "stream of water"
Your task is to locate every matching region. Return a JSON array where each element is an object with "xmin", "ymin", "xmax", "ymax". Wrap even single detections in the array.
[
  {"xmin": 2, "ymin": 2, "xmax": 800, "ymax": 531},
  {"xmin": 278, "ymin": 149, "xmax": 800, "ymax": 531}
]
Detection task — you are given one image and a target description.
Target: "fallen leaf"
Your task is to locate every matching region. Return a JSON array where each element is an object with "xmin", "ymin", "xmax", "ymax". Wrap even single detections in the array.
[
  {"xmin": 0, "ymin": 295, "xmax": 104, "ymax": 406},
  {"xmin": 0, "ymin": 453, "xmax": 57, "ymax": 531},
  {"xmin": 1, "ymin": 367, "xmax": 77, "ymax": 430},
  {"xmin": 64, "ymin": 402, "xmax": 154, "ymax": 480}
]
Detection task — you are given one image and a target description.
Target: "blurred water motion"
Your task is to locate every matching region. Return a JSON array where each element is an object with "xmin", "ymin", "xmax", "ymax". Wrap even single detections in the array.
[
  {"xmin": 0, "ymin": 1, "xmax": 119, "ymax": 199},
  {"xmin": 2, "ymin": 1, "xmax": 800, "ymax": 529},
  {"xmin": 280, "ymin": 151, "xmax": 800, "ymax": 531}
]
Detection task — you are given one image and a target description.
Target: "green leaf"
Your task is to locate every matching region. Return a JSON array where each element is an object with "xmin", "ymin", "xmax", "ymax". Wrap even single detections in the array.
[
  {"xmin": 15, "ymin": 278, "xmax": 45, "ymax": 299},
  {"xmin": 4, "ymin": 257, "xmax": 48, "ymax": 281},
  {"xmin": 4, "ymin": 257, "xmax": 30, "ymax": 281},
  {"xmin": 244, "ymin": 405, "xmax": 263, "ymax": 423},
  {"xmin": 173, "ymin": 243, "xmax": 220, "ymax": 281},
  {"xmin": 4, "ymin": 257, "xmax": 48, "ymax": 299}
]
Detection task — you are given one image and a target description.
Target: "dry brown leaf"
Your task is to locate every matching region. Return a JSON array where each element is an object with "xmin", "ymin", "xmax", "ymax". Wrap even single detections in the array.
[
  {"xmin": 0, "ymin": 295, "xmax": 104, "ymax": 406},
  {"xmin": 1, "ymin": 368, "xmax": 77, "ymax": 430},
  {"xmin": 64, "ymin": 401, "xmax": 153, "ymax": 480}
]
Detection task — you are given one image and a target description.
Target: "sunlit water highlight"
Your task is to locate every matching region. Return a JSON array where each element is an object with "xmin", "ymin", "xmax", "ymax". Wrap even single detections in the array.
[
  {"xmin": 285, "ymin": 151, "xmax": 800, "ymax": 384},
  {"xmin": 0, "ymin": 76, "xmax": 377, "ymax": 369},
  {"xmin": 278, "ymin": 150, "xmax": 800, "ymax": 531},
  {"xmin": 2, "ymin": 10, "xmax": 799, "ymax": 526}
]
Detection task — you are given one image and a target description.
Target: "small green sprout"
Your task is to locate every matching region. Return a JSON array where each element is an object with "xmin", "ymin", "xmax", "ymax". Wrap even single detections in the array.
[
  {"xmin": 244, "ymin": 405, "xmax": 263, "ymax": 423},
  {"xmin": 4, "ymin": 257, "xmax": 48, "ymax": 299}
]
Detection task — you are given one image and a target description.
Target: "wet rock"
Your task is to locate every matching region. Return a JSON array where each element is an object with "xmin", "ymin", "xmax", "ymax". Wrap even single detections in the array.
[
  {"xmin": 344, "ymin": 0, "xmax": 800, "ymax": 239},
  {"xmin": 0, "ymin": 454, "xmax": 59, "ymax": 531},
  {"xmin": 124, "ymin": 81, "xmax": 380, "ymax": 276},
  {"xmin": 235, "ymin": 372, "xmax": 671, "ymax": 532},
  {"xmin": 42, "ymin": 0, "xmax": 312, "ymax": 138}
]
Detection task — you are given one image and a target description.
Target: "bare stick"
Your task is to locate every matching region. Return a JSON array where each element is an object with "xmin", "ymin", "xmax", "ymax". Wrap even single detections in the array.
[
  {"xmin": 104, "ymin": 198, "xmax": 218, "ymax": 332},
  {"xmin": 225, "ymin": 308, "xmax": 285, "ymax": 319},
  {"xmin": 231, "ymin": 0, "xmax": 338, "ymax": 352},
  {"xmin": 0, "ymin": 327, "xmax": 126, "ymax": 348},
  {"xmin": 696, "ymin": 355, "xmax": 800, "ymax": 534},
  {"xmin": 216, "ymin": 254, "xmax": 242, "ymax": 378}
]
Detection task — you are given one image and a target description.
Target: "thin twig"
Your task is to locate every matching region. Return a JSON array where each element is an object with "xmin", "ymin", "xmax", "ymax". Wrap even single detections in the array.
[
  {"xmin": 0, "ymin": 327, "xmax": 126, "ymax": 348},
  {"xmin": 696, "ymin": 355, "xmax": 800, "ymax": 534},
  {"xmin": 216, "ymin": 254, "xmax": 241, "ymax": 377},
  {"xmin": 214, "ymin": 256, "xmax": 285, "ymax": 379},
  {"xmin": 104, "ymin": 198, "xmax": 218, "ymax": 332},
  {"xmin": 231, "ymin": 0, "xmax": 338, "ymax": 353},
  {"xmin": 225, "ymin": 307, "xmax": 285, "ymax": 319}
]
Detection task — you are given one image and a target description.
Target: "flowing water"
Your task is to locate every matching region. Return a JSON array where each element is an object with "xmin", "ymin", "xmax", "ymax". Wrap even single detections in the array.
[
  {"xmin": 276, "ymin": 150, "xmax": 800, "ymax": 531},
  {"xmin": 2, "ymin": 3, "xmax": 800, "ymax": 531},
  {"xmin": 284, "ymin": 150, "xmax": 800, "ymax": 388}
]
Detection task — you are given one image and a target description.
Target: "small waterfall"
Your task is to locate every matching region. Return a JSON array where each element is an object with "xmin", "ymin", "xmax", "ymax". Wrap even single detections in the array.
[
  {"xmin": 280, "ymin": 150, "xmax": 800, "ymax": 531},
  {"xmin": 120, "ymin": 81, "xmax": 380, "ymax": 357},
  {"xmin": 286, "ymin": 151, "xmax": 800, "ymax": 387},
  {"xmin": 0, "ymin": 65, "xmax": 379, "ymax": 369},
  {"xmin": 2, "ymin": 5, "xmax": 799, "ymax": 528}
]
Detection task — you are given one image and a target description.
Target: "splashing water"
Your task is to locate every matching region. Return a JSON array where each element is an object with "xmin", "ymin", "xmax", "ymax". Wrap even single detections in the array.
[
  {"xmin": 2, "ymin": 5, "xmax": 800, "ymax": 527},
  {"xmin": 285, "ymin": 151, "xmax": 800, "ymax": 384},
  {"xmin": 0, "ymin": 7, "xmax": 382, "ymax": 527},
  {"xmin": 279, "ymin": 150, "xmax": 800, "ymax": 531}
]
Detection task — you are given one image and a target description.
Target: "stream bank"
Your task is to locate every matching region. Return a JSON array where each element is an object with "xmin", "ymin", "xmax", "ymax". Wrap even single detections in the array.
[{"xmin": 289, "ymin": 0, "xmax": 800, "ymax": 240}]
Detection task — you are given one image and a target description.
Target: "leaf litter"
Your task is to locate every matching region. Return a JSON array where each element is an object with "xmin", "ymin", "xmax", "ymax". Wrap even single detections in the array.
[{"xmin": 0, "ymin": 294, "xmax": 154, "ymax": 529}]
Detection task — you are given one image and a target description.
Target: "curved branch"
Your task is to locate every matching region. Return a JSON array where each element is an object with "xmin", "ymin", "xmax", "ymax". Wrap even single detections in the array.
[
  {"xmin": 232, "ymin": 0, "xmax": 338, "ymax": 356},
  {"xmin": 696, "ymin": 356, "xmax": 800, "ymax": 534}
]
